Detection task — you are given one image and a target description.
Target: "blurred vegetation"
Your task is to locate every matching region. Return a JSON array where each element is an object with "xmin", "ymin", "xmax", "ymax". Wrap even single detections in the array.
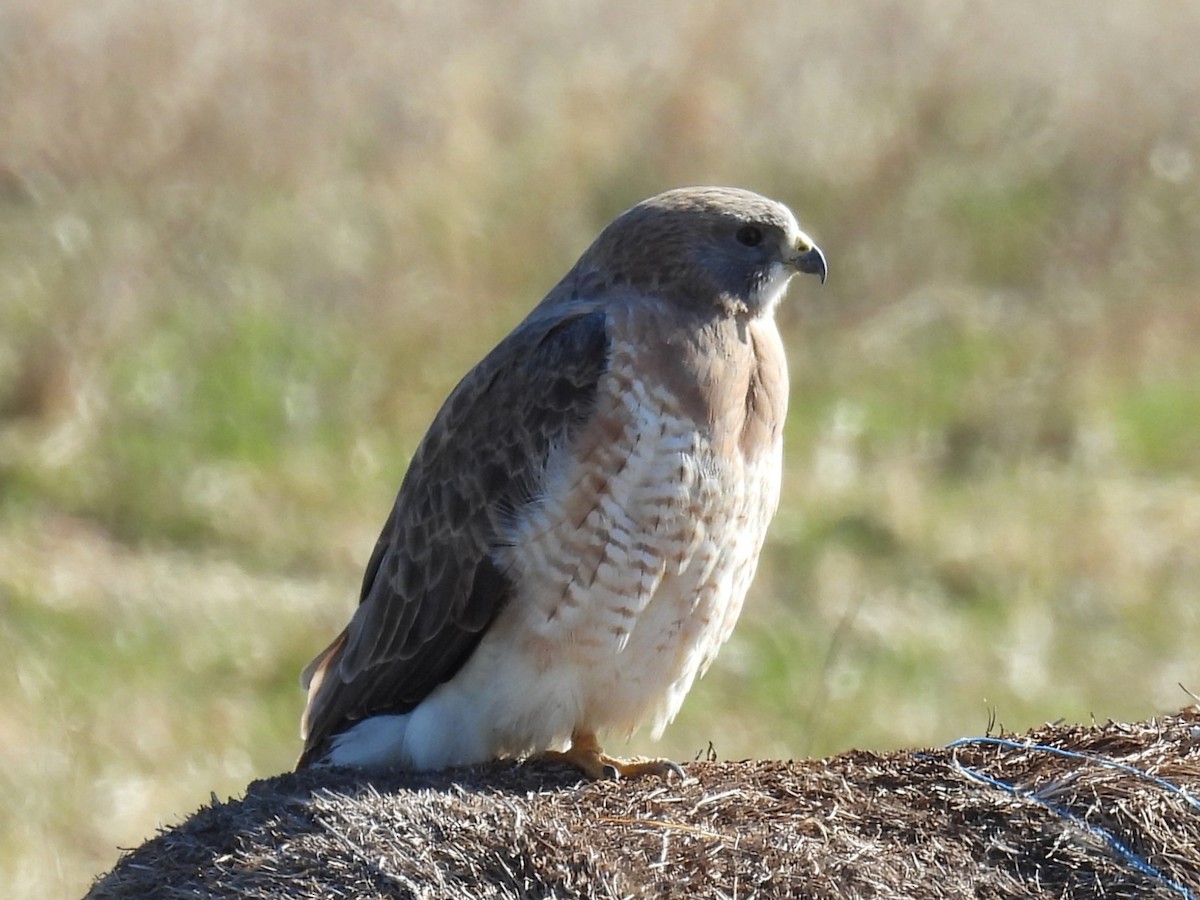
[{"xmin": 2, "ymin": 1, "xmax": 1199, "ymax": 895}]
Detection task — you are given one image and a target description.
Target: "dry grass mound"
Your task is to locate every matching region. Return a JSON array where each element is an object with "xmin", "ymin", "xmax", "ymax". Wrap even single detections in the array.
[{"xmin": 88, "ymin": 709, "xmax": 1200, "ymax": 899}]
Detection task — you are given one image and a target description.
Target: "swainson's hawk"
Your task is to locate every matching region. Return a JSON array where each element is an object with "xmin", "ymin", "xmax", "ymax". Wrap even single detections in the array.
[{"xmin": 298, "ymin": 187, "xmax": 826, "ymax": 777}]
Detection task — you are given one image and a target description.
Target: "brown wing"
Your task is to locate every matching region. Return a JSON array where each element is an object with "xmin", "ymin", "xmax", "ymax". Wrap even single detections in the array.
[{"xmin": 297, "ymin": 306, "xmax": 610, "ymax": 767}]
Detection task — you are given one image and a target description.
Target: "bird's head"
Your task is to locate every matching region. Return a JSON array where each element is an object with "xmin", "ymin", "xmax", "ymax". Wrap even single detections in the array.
[{"xmin": 580, "ymin": 186, "xmax": 826, "ymax": 318}]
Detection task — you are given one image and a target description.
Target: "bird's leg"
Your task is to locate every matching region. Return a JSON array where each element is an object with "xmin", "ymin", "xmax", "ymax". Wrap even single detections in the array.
[{"xmin": 538, "ymin": 729, "xmax": 685, "ymax": 780}]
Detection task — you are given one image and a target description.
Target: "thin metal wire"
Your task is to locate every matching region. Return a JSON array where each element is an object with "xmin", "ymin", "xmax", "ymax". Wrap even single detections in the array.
[
  {"xmin": 947, "ymin": 736, "xmax": 1200, "ymax": 812},
  {"xmin": 941, "ymin": 736, "xmax": 1198, "ymax": 900}
]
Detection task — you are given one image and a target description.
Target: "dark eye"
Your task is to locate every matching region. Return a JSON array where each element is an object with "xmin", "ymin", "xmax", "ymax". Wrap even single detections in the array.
[{"xmin": 735, "ymin": 225, "xmax": 763, "ymax": 247}]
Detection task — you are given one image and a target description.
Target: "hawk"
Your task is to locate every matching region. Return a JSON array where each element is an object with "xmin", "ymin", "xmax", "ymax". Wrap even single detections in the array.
[{"xmin": 298, "ymin": 187, "xmax": 826, "ymax": 777}]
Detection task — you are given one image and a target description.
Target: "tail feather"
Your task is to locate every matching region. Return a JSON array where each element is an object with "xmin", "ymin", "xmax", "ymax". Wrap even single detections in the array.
[{"xmin": 296, "ymin": 630, "xmax": 348, "ymax": 768}]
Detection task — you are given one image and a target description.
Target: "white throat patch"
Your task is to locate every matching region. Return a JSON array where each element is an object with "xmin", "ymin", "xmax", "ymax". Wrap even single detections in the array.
[{"xmin": 751, "ymin": 261, "xmax": 797, "ymax": 316}]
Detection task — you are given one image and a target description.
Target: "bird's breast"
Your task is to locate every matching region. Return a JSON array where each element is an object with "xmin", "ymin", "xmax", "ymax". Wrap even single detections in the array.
[{"xmin": 489, "ymin": 313, "xmax": 785, "ymax": 734}]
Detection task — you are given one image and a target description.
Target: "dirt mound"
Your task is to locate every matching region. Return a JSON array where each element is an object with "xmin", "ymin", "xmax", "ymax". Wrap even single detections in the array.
[{"xmin": 87, "ymin": 709, "xmax": 1200, "ymax": 898}]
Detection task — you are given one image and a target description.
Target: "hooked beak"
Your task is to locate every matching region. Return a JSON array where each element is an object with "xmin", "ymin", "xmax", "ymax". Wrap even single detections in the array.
[{"xmin": 793, "ymin": 241, "xmax": 827, "ymax": 284}]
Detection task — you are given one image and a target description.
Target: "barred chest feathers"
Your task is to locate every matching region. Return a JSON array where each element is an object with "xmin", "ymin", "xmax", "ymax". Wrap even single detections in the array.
[{"xmin": 486, "ymin": 306, "xmax": 788, "ymax": 749}]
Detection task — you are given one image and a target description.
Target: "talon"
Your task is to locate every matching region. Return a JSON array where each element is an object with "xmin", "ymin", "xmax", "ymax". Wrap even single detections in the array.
[
  {"xmin": 533, "ymin": 730, "xmax": 683, "ymax": 781},
  {"xmin": 612, "ymin": 757, "xmax": 685, "ymax": 780}
]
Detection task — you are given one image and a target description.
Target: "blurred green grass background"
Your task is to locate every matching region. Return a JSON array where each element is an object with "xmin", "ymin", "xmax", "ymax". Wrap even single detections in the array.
[{"xmin": 2, "ymin": 1, "xmax": 1199, "ymax": 895}]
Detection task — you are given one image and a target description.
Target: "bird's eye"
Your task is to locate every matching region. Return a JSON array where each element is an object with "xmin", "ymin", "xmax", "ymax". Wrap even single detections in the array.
[{"xmin": 735, "ymin": 225, "xmax": 763, "ymax": 247}]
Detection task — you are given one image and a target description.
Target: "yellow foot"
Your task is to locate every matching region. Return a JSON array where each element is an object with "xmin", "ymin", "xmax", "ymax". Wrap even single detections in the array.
[{"xmin": 537, "ymin": 730, "xmax": 685, "ymax": 780}]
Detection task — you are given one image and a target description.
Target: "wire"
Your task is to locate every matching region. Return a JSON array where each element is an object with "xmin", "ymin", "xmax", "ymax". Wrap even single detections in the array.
[{"xmin": 940, "ymin": 736, "xmax": 1197, "ymax": 900}]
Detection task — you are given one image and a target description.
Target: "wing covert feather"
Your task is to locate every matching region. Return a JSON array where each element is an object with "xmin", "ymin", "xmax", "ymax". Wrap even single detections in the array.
[{"xmin": 299, "ymin": 308, "xmax": 610, "ymax": 761}]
